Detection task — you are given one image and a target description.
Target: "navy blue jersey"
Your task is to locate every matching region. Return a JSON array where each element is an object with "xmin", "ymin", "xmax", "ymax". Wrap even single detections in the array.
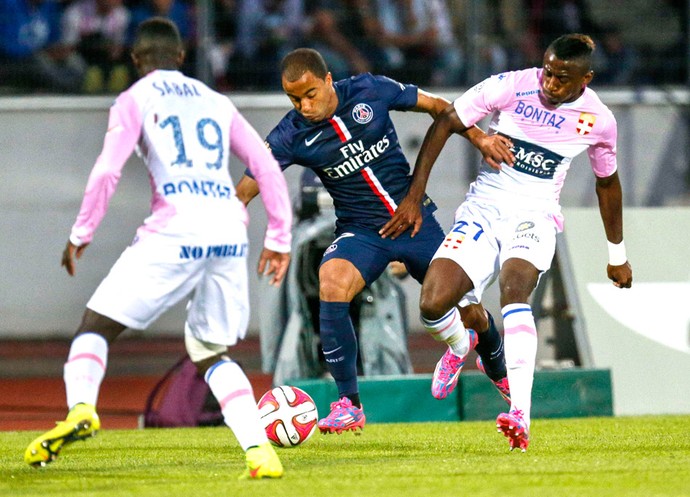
[{"xmin": 261, "ymin": 73, "xmax": 437, "ymax": 232}]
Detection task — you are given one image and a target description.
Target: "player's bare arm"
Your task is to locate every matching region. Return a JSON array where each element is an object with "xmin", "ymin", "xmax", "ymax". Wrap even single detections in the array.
[
  {"xmin": 235, "ymin": 173, "xmax": 291, "ymax": 285},
  {"xmin": 595, "ymin": 171, "xmax": 632, "ymax": 289},
  {"xmin": 379, "ymin": 103, "xmax": 459, "ymax": 239},
  {"xmin": 462, "ymin": 127, "xmax": 515, "ymax": 170},
  {"xmin": 414, "ymin": 89, "xmax": 451, "ymax": 118},
  {"xmin": 436, "ymin": 104, "xmax": 514, "ymax": 171},
  {"xmin": 414, "ymin": 91, "xmax": 512, "ymax": 166},
  {"xmin": 378, "ymin": 90, "xmax": 449, "ymax": 239},
  {"xmin": 235, "ymin": 174, "xmax": 260, "ymax": 206},
  {"xmin": 61, "ymin": 240, "xmax": 88, "ymax": 276}
]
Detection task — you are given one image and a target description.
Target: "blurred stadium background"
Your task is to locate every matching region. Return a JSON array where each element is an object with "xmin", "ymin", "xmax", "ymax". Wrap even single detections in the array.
[{"xmin": 1, "ymin": 0, "xmax": 689, "ymax": 430}]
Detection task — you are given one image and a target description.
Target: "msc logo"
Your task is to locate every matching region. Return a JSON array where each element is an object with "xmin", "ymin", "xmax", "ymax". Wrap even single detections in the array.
[
  {"xmin": 508, "ymin": 136, "xmax": 564, "ymax": 179},
  {"xmin": 352, "ymin": 103, "xmax": 373, "ymax": 124}
]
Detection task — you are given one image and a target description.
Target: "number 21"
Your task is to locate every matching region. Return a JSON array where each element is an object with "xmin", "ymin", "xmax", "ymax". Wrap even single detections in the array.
[{"xmin": 451, "ymin": 220, "xmax": 485, "ymax": 241}]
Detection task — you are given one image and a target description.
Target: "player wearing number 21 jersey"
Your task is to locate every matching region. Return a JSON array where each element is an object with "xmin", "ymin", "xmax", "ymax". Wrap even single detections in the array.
[
  {"xmin": 414, "ymin": 34, "xmax": 633, "ymax": 452},
  {"xmin": 457, "ymin": 62, "xmax": 617, "ymax": 227}
]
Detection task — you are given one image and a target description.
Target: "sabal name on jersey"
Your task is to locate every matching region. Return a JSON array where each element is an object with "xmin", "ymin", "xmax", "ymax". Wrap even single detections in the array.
[
  {"xmin": 152, "ymin": 79, "xmax": 202, "ymax": 98},
  {"xmin": 514, "ymin": 100, "xmax": 566, "ymax": 129},
  {"xmin": 323, "ymin": 136, "xmax": 391, "ymax": 180}
]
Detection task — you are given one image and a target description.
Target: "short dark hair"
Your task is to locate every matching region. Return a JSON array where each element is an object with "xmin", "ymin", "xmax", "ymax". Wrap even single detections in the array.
[
  {"xmin": 547, "ymin": 34, "xmax": 596, "ymax": 69},
  {"xmin": 132, "ymin": 17, "xmax": 183, "ymax": 67},
  {"xmin": 281, "ymin": 48, "xmax": 329, "ymax": 82}
]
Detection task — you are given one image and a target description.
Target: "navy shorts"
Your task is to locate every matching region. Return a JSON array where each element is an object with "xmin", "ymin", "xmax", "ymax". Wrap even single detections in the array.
[{"xmin": 320, "ymin": 215, "xmax": 445, "ymax": 286}]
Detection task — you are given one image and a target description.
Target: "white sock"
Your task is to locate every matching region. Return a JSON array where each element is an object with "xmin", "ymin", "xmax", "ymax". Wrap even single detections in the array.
[
  {"xmin": 502, "ymin": 303, "xmax": 538, "ymax": 427},
  {"xmin": 205, "ymin": 360, "xmax": 267, "ymax": 451},
  {"xmin": 63, "ymin": 332, "xmax": 108, "ymax": 409},
  {"xmin": 421, "ymin": 308, "xmax": 470, "ymax": 356}
]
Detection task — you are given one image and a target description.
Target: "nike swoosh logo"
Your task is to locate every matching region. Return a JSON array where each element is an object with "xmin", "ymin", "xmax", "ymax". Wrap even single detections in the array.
[
  {"xmin": 323, "ymin": 346, "xmax": 343, "ymax": 355},
  {"xmin": 305, "ymin": 131, "xmax": 323, "ymax": 146},
  {"xmin": 330, "ymin": 233, "xmax": 355, "ymax": 244}
]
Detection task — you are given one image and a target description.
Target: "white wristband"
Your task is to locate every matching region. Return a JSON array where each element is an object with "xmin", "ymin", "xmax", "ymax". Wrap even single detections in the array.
[
  {"xmin": 607, "ymin": 240, "xmax": 627, "ymax": 266},
  {"xmin": 69, "ymin": 233, "xmax": 83, "ymax": 247}
]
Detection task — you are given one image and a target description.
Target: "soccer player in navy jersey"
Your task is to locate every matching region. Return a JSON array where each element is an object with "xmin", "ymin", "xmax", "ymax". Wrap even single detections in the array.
[{"xmin": 236, "ymin": 48, "xmax": 511, "ymax": 433}]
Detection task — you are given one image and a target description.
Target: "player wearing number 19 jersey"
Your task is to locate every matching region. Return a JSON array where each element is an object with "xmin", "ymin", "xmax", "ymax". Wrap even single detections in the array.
[
  {"xmin": 236, "ymin": 48, "xmax": 510, "ymax": 434},
  {"xmin": 24, "ymin": 18, "xmax": 290, "ymax": 478}
]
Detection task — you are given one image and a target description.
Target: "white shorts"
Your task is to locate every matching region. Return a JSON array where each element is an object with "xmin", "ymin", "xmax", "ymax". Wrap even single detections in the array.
[
  {"xmin": 432, "ymin": 201, "xmax": 557, "ymax": 305},
  {"xmin": 87, "ymin": 224, "xmax": 250, "ymax": 346}
]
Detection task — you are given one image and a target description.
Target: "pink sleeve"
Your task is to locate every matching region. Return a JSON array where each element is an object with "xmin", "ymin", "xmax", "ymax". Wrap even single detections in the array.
[
  {"xmin": 230, "ymin": 110, "xmax": 292, "ymax": 253},
  {"xmin": 70, "ymin": 92, "xmax": 141, "ymax": 245},
  {"xmin": 588, "ymin": 112, "xmax": 618, "ymax": 178},
  {"xmin": 453, "ymin": 74, "xmax": 513, "ymax": 127}
]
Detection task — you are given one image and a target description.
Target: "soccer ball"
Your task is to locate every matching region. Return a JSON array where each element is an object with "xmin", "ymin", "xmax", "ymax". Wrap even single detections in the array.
[{"xmin": 257, "ymin": 385, "xmax": 319, "ymax": 448}]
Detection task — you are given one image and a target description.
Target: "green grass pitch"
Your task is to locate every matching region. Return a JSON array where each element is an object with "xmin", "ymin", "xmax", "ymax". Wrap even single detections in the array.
[{"xmin": 2, "ymin": 415, "xmax": 689, "ymax": 497}]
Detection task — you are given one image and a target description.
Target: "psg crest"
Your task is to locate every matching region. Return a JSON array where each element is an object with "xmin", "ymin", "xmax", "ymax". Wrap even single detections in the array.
[{"xmin": 352, "ymin": 103, "xmax": 373, "ymax": 124}]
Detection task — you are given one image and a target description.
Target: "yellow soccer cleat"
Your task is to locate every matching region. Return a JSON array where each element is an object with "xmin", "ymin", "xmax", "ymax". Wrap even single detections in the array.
[
  {"xmin": 24, "ymin": 403, "xmax": 101, "ymax": 467},
  {"xmin": 239, "ymin": 442, "xmax": 284, "ymax": 480}
]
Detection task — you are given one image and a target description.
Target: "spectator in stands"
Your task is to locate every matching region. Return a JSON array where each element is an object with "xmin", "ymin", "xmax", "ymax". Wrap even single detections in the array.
[
  {"xmin": 209, "ymin": 0, "xmax": 237, "ymax": 90},
  {"xmin": 448, "ymin": 0, "xmax": 523, "ymax": 84},
  {"xmin": 0, "ymin": 0, "xmax": 84, "ymax": 93},
  {"xmin": 304, "ymin": 0, "xmax": 382, "ymax": 80},
  {"xmin": 654, "ymin": 0, "xmax": 687, "ymax": 84},
  {"xmin": 368, "ymin": 0, "xmax": 464, "ymax": 86},
  {"xmin": 592, "ymin": 25, "xmax": 640, "ymax": 86},
  {"xmin": 522, "ymin": 0, "xmax": 601, "ymax": 67},
  {"xmin": 61, "ymin": 0, "xmax": 131, "ymax": 93},
  {"xmin": 128, "ymin": 0, "xmax": 195, "ymax": 76},
  {"xmin": 226, "ymin": 0, "xmax": 306, "ymax": 89}
]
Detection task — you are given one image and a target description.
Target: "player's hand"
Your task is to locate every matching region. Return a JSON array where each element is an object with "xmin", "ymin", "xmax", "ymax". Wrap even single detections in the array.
[
  {"xmin": 607, "ymin": 261, "xmax": 632, "ymax": 289},
  {"xmin": 388, "ymin": 261, "xmax": 409, "ymax": 279},
  {"xmin": 379, "ymin": 196, "xmax": 423, "ymax": 239},
  {"xmin": 61, "ymin": 240, "xmax": 88, "ymax": 276},
  {"xmin": 258, "ymin": 248, "xmax": 291, "ymax": 287},
  {"xmin": 474, "ymin": 134, "xmax": 514, "ymax": 170}
]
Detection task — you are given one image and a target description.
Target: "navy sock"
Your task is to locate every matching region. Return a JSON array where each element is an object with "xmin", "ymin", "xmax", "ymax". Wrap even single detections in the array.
[
  {"xmin": 475, "ymin": 311, "xmax": 507, "ymax": 381},
  {"xmin": 320, "ymin": 301, "xmax": 360, "ymax": 406}
]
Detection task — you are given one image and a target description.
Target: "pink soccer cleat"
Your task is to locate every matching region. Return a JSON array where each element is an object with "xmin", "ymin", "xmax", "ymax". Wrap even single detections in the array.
[
  {"xmin": 476, "ymin": 357, "xmax": 511, "ymax": 405},
  {"xmin": 496, "ymin": 410, "xmax": 530, "ymax": 452},
  {"xmin": 431, "ymin": 329, "xmax": 478, "ymax": 399},
  {"xmin": 317, "ymin": 397, "xmax": 366, "ymax": 434}
]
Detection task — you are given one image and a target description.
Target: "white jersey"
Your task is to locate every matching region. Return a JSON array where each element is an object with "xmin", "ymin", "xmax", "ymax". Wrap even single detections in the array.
[
  {"xmin": 73, "ymin": 69, "xmax": 292, "ymax": 341},
  {"xmin": 131, "ymin": 70, "xmax": 241, "ymax": 241},
  {"xmin": 71, "ymin": 69, "xmax": 291, "ymax": 251},
  {"xmin": 454, "ymin": 67, "xmax": 618, "ymax": 226}
]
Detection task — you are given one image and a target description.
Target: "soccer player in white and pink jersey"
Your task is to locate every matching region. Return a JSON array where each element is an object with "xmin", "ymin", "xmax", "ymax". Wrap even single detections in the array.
[
  {"xmin": 24, "ymin": 18, "xmax": 291, "ymax": 479},
  {"xmin": 389, "ymin": 33, "xmax": 634, "ymax": 452}
]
